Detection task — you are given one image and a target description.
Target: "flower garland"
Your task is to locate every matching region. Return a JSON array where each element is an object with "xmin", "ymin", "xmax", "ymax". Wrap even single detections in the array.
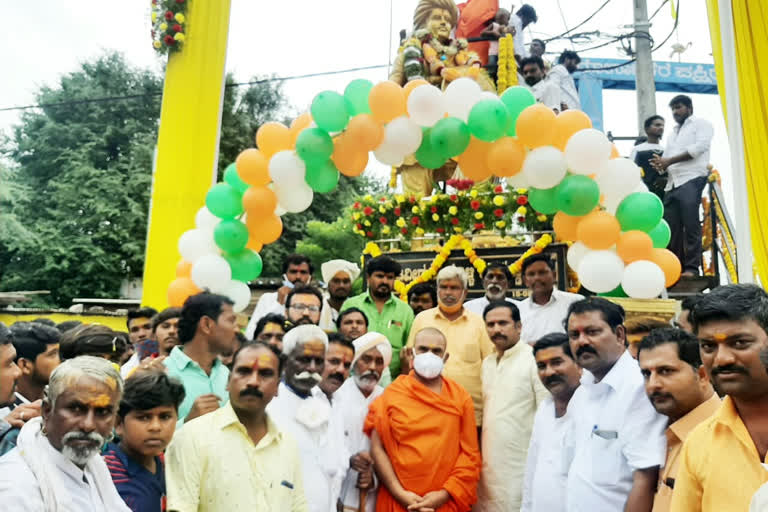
[
  {"xmin": 508, "ymin": 234, "xmax": 552, "ymax": 274},
  {"xmin": 496, "ymin": 34, "xmax": 518, "ymax": 94},
  {"xmin": 389, "ymin": 167, "xmax": 398, "ymax": 190},
  {"xmin": 712, "ymin": 195, "xmax": 738, "ymax": 283},
  {"xmin": 151, "ymin": 0, "xmax": 188, "ymax": 55}
]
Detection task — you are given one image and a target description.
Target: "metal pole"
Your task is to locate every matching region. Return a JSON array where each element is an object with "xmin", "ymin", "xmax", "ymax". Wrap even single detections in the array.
[{"xmin": 633, "ymin": 0, "xmax": 657, "ymax": 133}]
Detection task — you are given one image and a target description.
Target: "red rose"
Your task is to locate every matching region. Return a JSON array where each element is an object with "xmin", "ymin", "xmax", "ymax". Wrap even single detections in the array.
[
  {"xmin": 173, "ymin": 24, "xmax": 183, "ymax": 32},
  {"xmin": 164, "ymin": 35, "xmax": 175, "ymax": 45},
  {"xmin": 401, "ymin": 228, "xmax": 409, "ymax": 234},
  {"xmin": 517, "ymin": 196, "xmax": 528, "ymax": 205},
  {"xmin": 366, "ymin": 231, "xmax": 374, "ymax": 238},
  {"xmin": 436, "ymin": 227, "xmax": 445, "ymax": 233},
  {"xmin": 164, "ymin": 10, "xmax": 174, "ymax": 20},
  {"xmin": 474, "ymin": 222, "xmax": 485, "ymax": 230},
  {"xmin": 151, "ymin": 30, "xmax": 156, "ymax": 37},
  {"xmin": 494, "ymin": 208, "xmax": 504, "ymax": 218},
  {"xmin": 470, "ymin": 200, "xmax": 480, "ymax": 210},
  {"xmin": 411, "ymin": 217, "xmax": 420, "ymax": 225},
  {"xmin": 409, "ymin": 196, "xmax": 416, "ymax": 203},
  {"xmin": 494, "ymin": 185, "xmax": 504, "ymax": 194},
  {"xmin": 517, "ymin": 216, "xmax": 526, "ymax": 223},
  {"xmin": 379, "ymin": 217, "xmax": 387, "ymax": 224},
  {"xmin": 450, "ymin": 194, "xmax": 458, "ymax": 202},
  {"xmin": 430, "ymin": 206, "xmax": 438, "ymax": 214},
  {"xmin": 451, "ymin": 217, "xmax": 460, "ymax": 225},
  {"xmin": 363, "ymin": 206, "xmax": 373, "ymax": 216},
  {"xmin": 356, "ymin": 223, "xmax": 363, "ymax": 230},
  {"xmin": 353, "ymin": 201, "xmax": 361, "ymax": 209},
  {"xmin": 393, "ymin": 207, "xmax": 401, "ymax": 216}
]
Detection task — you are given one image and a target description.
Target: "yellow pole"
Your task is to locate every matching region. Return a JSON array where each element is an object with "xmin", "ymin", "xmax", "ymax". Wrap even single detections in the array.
[{"xmin": 141, "ymin": 0, "xmax": 233, "ymax": 308}]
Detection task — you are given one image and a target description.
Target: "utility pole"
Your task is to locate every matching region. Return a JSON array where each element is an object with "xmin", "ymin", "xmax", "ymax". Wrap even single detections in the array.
[{"xmin": 633, "ymin": 0, "xmax": 657, "ymax": 134}]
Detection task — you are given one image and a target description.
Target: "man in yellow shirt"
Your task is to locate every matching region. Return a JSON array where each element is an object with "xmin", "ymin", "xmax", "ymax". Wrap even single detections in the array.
[
  {"xmin": 636, "ymin": 327, "xmax": 720, "ymax": 512},
  {"xmin": 165, "ymin": 342, "xmax": 307, "ymax": 512},
  {"xmin": 406, "ymin": 265, "xmax": 495, "ymax": 426},
  {"xmin": 671, "ymin": 284, "xmax": 768, "ymax": 512}
]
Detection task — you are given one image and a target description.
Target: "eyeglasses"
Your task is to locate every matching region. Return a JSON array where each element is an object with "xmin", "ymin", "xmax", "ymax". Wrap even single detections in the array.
[{"xmin": 289, "ymin": 304, "xmax": 321, "ymax": 314}]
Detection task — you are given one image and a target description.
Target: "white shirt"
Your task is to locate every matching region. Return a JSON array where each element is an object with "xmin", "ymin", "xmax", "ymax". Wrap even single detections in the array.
[
  {"xmin": 750, "ymin": 478, "xmax": 768, "ymax": 511},
  {"xmin": 531, "ymin": 79, "xmax": 561, "ymax": 111},
  {"xmin": 518, "ymin": 289, "xmax": 584, "ymax": 345},
  {"xmin": 510, "ymin": 15, "xmax": 528, "ymax": 58},
  {"xmin": 629, "ymin": 141, "xmax": 664, "ymax": 162},
  {"xmin": 463, "ymin": 296, "xmax": 518, "ymax": 317},
  {"xmin": 319, "ymin": 296, "xmax": 339, "ymax": 332},
  {"xmin": 120, "ymin": 352, "xmax": 140, "ymax": 379},
  {"xmin": 565, "ymin": 351, "xmax": 667, "ymax": 512},
  {"xmin": 477, "ymin": 342, "xmax": 550, "ymax": 512},
  {"xmin": 521, "ymin": 398, "xmax": 572, "ymax": 512},
  {"xmin": 335, "ymin": 378, "xmax": 384, "ymax": 512},
  {"xmin": 245, "ymin": 292, "xmax": 285, "ymax": 339},
  {"xmin": 267, "ymin": 382, "xmax": 349, "ymax": 512},
  {"xmin": 547, "ymin": 64, "xmax": 581, "ymax": 110},
  {"xmin": 663, "ymin": 115, "xmax": 714, "ymax": 189}
]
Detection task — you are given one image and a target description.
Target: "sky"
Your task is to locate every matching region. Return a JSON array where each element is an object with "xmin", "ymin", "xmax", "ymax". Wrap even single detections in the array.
[{"xmin": 0, "ymin": 0, "xmax": 732, "ymax": 210}]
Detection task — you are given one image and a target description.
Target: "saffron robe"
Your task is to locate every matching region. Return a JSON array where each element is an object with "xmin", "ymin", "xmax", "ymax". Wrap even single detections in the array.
[{"xmin": 364, "ymin": 372, "xmax": 481, "ymax": 512}]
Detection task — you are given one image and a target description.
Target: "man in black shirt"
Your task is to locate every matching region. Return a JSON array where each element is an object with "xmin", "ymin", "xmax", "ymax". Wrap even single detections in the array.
[{"xmin": 630, "ymin": 115, "xmax": 666, "ymax": 199}]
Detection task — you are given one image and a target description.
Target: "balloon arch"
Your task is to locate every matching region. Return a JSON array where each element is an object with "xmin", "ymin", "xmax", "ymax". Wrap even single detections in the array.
[{"xmin": 167, "ymin": 78, "xmax": 681, "ymax": 310}]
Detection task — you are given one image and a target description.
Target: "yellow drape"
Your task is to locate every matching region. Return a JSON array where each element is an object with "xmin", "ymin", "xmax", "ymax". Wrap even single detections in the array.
[{"xmin": 705, "ymin": 0, "xmax": 768, "ymax": 284}]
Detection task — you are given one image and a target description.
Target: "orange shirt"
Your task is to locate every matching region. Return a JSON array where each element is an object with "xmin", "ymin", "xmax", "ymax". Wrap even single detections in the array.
[{"xmin": 364, "ymin": 373, "xmax": 481, "ymax": 512}]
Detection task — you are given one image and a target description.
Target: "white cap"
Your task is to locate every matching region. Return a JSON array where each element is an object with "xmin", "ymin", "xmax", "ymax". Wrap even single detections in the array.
[
  {"xmin": 351, "ymin": 332, "xmax": 392, "ymax": 369},
  {"xmin": 321, "ymin": 259, "xmax": 361, "ymax": 284}
]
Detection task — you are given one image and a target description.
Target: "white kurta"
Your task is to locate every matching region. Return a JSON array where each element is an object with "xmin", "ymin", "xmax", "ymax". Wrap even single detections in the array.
[
  {"xmin": 267, "ymin": 382, "xmax": 349, "ymax": 512},
  {"xmin": 517, "ymin": 289, "xmax": 584, "ymax": 345},
  {"xmin": 521, "ymin": 398, "xmax": 571, "ymax": 512},
  {"xmin": 476, "ymin": 342, "xmax": 550, "ymax": 512},
  {"xmin": 334, "ymin": 378, "xmax": 384, "ymax": 512},
  {"xmin": 463, "ymin": 296, "xmax": 519, "ymax": 317}
]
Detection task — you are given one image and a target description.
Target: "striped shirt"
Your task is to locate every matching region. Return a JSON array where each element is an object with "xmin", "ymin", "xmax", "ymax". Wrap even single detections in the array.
[{"xmin": 103, "ymin": 442, "xmax": 165, "ymax": 512}]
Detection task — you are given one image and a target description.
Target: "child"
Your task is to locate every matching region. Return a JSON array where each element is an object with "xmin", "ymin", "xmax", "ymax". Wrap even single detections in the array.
[
  {"xmin": 104, "ymin": 371, "xmax": 185, "ymax": 512},
  {"xmin": 481, "ymin": 8, "xmax": 511, "ymax": 79}
]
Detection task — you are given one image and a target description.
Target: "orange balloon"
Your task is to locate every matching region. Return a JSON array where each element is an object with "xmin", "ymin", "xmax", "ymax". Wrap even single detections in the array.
[
  {"xmin": 346, "ymin": 114, "xmax": 384, "ymax": 151},
  {"xmin": 487, "ymin": 137, "xmax": 525, "ymax": 177},
  {"xmin": 616, "ymin": 230, "xmax": 654, "ymax": 263},
  {"xmin": 515, "ymin": 104, "xmax": 557, "ymax": 149},
  {"xmin": 457, "ymin": 137, "xmax": 492, "ymax": 181},
  {"xmin": 403, "ymin": 79, "xmax": 429, "ymax": 99},
  {"xmin": 610, "ymin": 144, "xmax": 620, "ymax": 159},
  {"xmin": 553, "ymin": 110, "xmax": 592, "ymax": 150},
  {"xmin": 289, "ymin": 113, "xmax": 313, "ymax": 147},
  {"xmin": 175, "ymin": 260, "xmax": 192, "ymax": 278},
  {"xmin": 368, "ymin": 81, "xmax": 406, "ymax": 124},
  {"xmin": 247, "ymin": 213, "xmax": 283, "ymax": 245},
  {"xmin": 242, "ymin": 186, "xmax": 277, "ymax": 216},
  {"xmin": 255, "ymin": 122, "xmax": 291, "ymax": 158},
  {"xmin": 236, "ymin": 148, "xmax": 270, "ymax": 187},
  {"xmin": 650, "ymin": 248, "xmax": 682, "ymax": 287},
  {"xmin": 246, "ymin": 238, "xmax": 263, "ymax": 252},
  {"xmin": 167, "ymin": 277, "xmax": 201, "ymax": 307},
  {"xmin": 576, "ymin": 211, "xmax": 621, "ymax": 250},
  {"xmin": 553, "ymin": 211, "xmax": 583, "ymax": 241},
  {"xmin": 332, "ymin": 134, "xmax": 369, "ymax": 177}
]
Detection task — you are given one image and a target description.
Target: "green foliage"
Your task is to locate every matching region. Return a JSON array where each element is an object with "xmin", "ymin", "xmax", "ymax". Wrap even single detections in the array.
[{"xmin": 295, "ymin": 218, "xmax": 362, "ymax": 274}]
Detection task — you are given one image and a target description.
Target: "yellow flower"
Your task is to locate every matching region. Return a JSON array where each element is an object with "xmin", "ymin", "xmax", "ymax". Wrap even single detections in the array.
[
  {"xmin": 516, "ymin": 188, "xmax": 528, "ymax": 194},
  {"xmin": 454, "ymin": 227, "xmax": 463, "ymax": 233},
  {"xmin": 153, "ymin": 40, "xmax": 162, "ymax": 49},
  {"xmin": 470, "ymin": 190, "xmax": 479, "ymax": 198},
  {"xmin": 151, "ymin": 12, "xmax": 158, "ymax": 22},
  {"xmin": 352, "ymin": 213, "xmax": 361, "ymax": 220},
  {"xmin": 537, "ymin": 214, "xmax": 548, "ymax": 222},
  {"xmin": 411, "ymin": 206, "xmax": 420, "ymax": 214},
  {"xmin": 382, "ymin": 226, "xmax": 391, "ymax": 234},
  {"xmin": 495, "ymin": 220, "xmax": 506, "ymax": 229},
  {"xmin": 430, "ymin": 195, "xmax": 439, "ymax": 204},
  {"xmin": 175, "ymin": 12, "xmax": 185, "ymax": 23},
  {"xmin": 517, "ymin": 206, "xmax": 527, "ymax": 215},
  {"xmin": 159, "ymin": 22, "xmax": 168, "ymax": 31},
  {"xmin": 379, "ymin": 205, "xmax": 387, "ymax": 214},
  {"xmin": 364, "ymin": 195, "xmax": 373, "ymax": 201},
  {"xmin": 396, "ymin": 218, "xmax": 406, "ymax": 228},
  {"xmin": 415, "ymin": 227, "xmax": 425, "ymax": 235},
  {"xmin": 474, "ymin": 212, "xmax": 483, "ymax": 220},
  {"xmin": 174, "ymin": 33, "xmax": 185, "ymax": 42},
  {"xmin": 395, "ymin": 195, "xmax": 405, "ymax": 203},
  {"xmin": 432, "ymin": 214, "xmax": 440, "ymax": 222},
  {"xmin": 448, "ymin": 206, "xmax": 458, "ymax": 215},
  {"xmin": 492, "ymin": 195, "xmax": 505, "ymax": 206},
  {"xmin": 363, "ymin": 220, "xmax": 371, "ymax": 227}
]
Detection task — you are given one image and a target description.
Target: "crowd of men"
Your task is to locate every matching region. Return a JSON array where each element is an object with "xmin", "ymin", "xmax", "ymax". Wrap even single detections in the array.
[{"xmin": 0, "ymin": 249, "xmax": 767, "ymax": 511}]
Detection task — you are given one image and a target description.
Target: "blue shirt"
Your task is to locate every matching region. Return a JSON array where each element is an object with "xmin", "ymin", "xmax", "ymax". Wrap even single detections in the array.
[
  {"xmin": 163, "ymin": 346, "xmax": 229, "ymax": 427},
  {"xmin": 103, "ymin": 442, "xmax": 165, "ymax": 512}
]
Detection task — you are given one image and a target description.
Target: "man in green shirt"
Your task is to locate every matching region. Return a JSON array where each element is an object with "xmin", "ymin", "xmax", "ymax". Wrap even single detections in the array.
[{"xmin": 341, "ymin": 256, "xmax": 414, "ymax": 382}]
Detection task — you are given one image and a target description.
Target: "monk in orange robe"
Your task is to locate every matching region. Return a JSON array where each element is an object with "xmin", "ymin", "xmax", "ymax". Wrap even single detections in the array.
[{"xmin": 364, "ymin": 327, "xmax": 481, "ymax": 512}]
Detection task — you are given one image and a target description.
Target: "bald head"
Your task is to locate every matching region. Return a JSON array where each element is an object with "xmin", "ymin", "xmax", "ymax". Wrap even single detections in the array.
[{"xmin": 413, "ymin": 327, "xmax": 447, "ymax": 357}]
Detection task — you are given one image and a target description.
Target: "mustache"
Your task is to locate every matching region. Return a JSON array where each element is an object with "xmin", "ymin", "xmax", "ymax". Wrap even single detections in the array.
[
  {"xmin": 240, "ymin": 387, "xmax": 263, "ymax": 398},
  {"xmin": 326, "ymin": 372, "xmax": 345, "ymax": 383},
  {"xmin": 711, "ymin": 365, "xmax": 748, "ymax": 376},
  {"xmin": 62, "ymin": 430, "xmax": 105, "ymax": 446},
  {"xmin": 650, "ymin": 391, "xmax": 673, "ymax": 402},
  {"xmin": 296, "ymin": 371, "xmax": 323, "ymax": 383},
  {"xmin": 576, "ymin": 345, "xmax": 598, "ymax": 357},
  {"xmin": 492, "ymin": 334, "xmax": 508, "ymax": 342},
  {"xmin": 544, "ymin": 375, "xmax": 565, "ymax": 387}
]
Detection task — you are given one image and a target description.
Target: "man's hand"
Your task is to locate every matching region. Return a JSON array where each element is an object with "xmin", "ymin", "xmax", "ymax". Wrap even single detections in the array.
[
  {"xmin": 409, "ymin": 489, "xmax": 450, "ymax": 511},
  {"xmin": 276, "ymin": 285, "xmax": 293, "ymax": 305},
  {"xmin": 185, "ymin": 394, "xmax": 220, "ymax": 421},
  {"xmin": 395, "ymin": 489, "xmax": 423, "ymax": 509},
  {"xmin": 3, "ymin": 401, "xmax": 42, "ymax": 428},
  {"xmin": 350, "ymin": 451, "xmax": 373, "ymax": 472},
  {"xmin": 399, "ymin": 347, "xmax": 414, "ymax": 374},
  {"xmin": 560, "ymin": 102, "xmax": 569, "ymax": 112},
  {"xmin": 357, "ymin": 469, "xmax": 374, "ymax": 490},
  {"xmin": 137, "ymin": 355, "xmax": 168, "ymax": 373},
  {"xmin": 650, "ymin": 154, "xmax": 670, "ymax": 172}
]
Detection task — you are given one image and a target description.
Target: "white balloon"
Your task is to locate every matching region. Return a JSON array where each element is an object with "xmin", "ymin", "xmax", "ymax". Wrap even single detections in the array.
[
  {"xmin": 384, "ymin": 116, "xmax": 423, "ymax": 156},
  {"xmin": 578, "ymin": 249, "xmax": 625, "ymax": 293},
  {"xmin": 221, "ymin": 280, "xmax": 252, "ymax": 313},
  {"xmin": 373, "ymin": 145, "xmax": 404, "ymax": 166},
  {"xmin": 522, "ymin": 146, "xmax": 568, "ymax": 189},
  {"xmin": 274, "ymin": 204, "xmax": 287, "ymax": 216},
  {"xmin": 596, "ymin": 158, "xmax": 642, "ymax": 207},
  {"xmin": 194, "ymin": 207, "xmax": 219, "ymax": 231},
  {"xmin": 268, "ymin": 150, "xmax": 306, "ymax": 186},
  {"xmin": 275, "ymin": 182, "xmax": 314, "ymax": 213},
  {"xmin": 444, "ymin": 77, "xmax": 482, "ymax": 122},
  {"xmin": 407, "ymin": 85, "xmax": 446, "ymax": 127},
  {"xmin": 633, "ymin": 181, "xmax": 649, "ymax": 193},
  {"xmin": 191, "ymin": 254, "xmax": 232, "ymax": 292},
  {"xmin": 566, "ymin": 241, "xmax": 589, "ymax": 272},
  {"xmin": 479, "ymin": 91, "xmax": 500, "ymax": 101},
  {"xmin": 564, "ymin": 128, "xmax": 612, "ymax": 175},
  {"xmin": 178, "ymin": 229, "xmax": 218, "ymax": 263},
  {"xmin": 621, "ymin": 260, "xmax": 666, "ymax": 299}
]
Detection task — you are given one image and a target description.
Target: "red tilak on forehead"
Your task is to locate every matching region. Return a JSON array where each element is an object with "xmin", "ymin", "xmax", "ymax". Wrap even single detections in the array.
[{"xmin": 252, "ymin": 354, "xmax": 274, "ymax": 370}]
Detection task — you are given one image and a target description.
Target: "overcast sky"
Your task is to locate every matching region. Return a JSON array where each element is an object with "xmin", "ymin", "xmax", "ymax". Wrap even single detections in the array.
[{"xmin": 0, "ymin": 0, "xmax": 732, "ymax": 210}]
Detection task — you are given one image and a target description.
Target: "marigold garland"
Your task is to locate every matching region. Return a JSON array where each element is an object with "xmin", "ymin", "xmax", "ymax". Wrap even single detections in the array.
[
  {"xmin": 496, "ymin": 34, "xmax": 518, "ymax": 94},
  {"xmin": 151, "ymin": 0, "xmax": 187, "ymax": 55}
]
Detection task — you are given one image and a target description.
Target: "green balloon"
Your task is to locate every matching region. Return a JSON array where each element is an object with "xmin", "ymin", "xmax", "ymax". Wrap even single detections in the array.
[
  {"xmin": 648, "ymin": 219, "xmax": 671, "ymax": 248},
  {"xmin": 416, "ymin": 128, "xmax": 449, "ymax": 169},
  {"xmin": 214, "ymin": 219, "xmax": 249, "ymax": 253},
  {"xmin": 295, "ymin": 128, "xmax": 334, "ymax": 165},
  {"xmin": 225, "ymin": 249, "xmax": 263, "ymax": 282},
  {"xmin": 599, "ymin": 284, "xmax": 628, "ymax": 297},
  {"xmin": 528, "ymin": 186, "xmax": 560, "ymax": 214},
  {"xmin": 500, "ymin": 86, "xmax": 536, "ymax": 136},
  {"xmin": 467, "ymin": 99, "xmax": 509, "ymax": 142},
  {"xmin": 616, "ymin": 192, "xmax": 664, "ymax": 232},
  {"xmin": 556, "ymin": 175, "xmax": 600, "ymax": 216},
  {"xmin": 344, "ymin": 79, "xmax": 373, "ymax": 116},
  {"xmin": 430, "ymin": 118, "xmax": 470, "ymax": 157},
  {"xmin": 305, "ymin": 159, "xmax": 340, "ymax": 193},
  {"xmin": 223, "ymin": 162, "xmax": 249, "ymax": 194},
  {"xmin": 311, "ymin": 91, "xmax": 350, "ymax": 132},
  {"xmin": 205, "ymin": 183, "xmax": 243, "ymax": 219}
]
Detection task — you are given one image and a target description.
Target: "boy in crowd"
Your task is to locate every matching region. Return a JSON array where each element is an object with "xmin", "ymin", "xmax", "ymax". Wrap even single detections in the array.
[{"xmin": 104, "ymin": 371, "xmax": 186, "ymax": 512}]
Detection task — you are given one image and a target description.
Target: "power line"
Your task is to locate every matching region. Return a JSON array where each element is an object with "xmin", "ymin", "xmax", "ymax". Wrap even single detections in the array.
[
  {"xmin": 649, "ymin": 0, "xmax": 670, "ymax": 21},
  {"xmin": 544, "ymin": 0, "xmax": 613, "ymax": 43},
  {"xmin": 0, "ymin": 64, "xmax": 389, "ymax": 113}
]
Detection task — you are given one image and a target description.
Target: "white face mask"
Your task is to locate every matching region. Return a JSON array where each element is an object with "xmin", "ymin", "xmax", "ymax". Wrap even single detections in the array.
[{"xmin": 413, "ymin": 352, "xmax": 445, "ymax": 380}]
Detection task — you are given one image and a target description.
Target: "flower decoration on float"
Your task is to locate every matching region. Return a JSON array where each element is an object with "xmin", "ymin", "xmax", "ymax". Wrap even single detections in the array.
[{"xmin": 151, "ymin": 0, "xmax": 187, "ymax": 55}]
